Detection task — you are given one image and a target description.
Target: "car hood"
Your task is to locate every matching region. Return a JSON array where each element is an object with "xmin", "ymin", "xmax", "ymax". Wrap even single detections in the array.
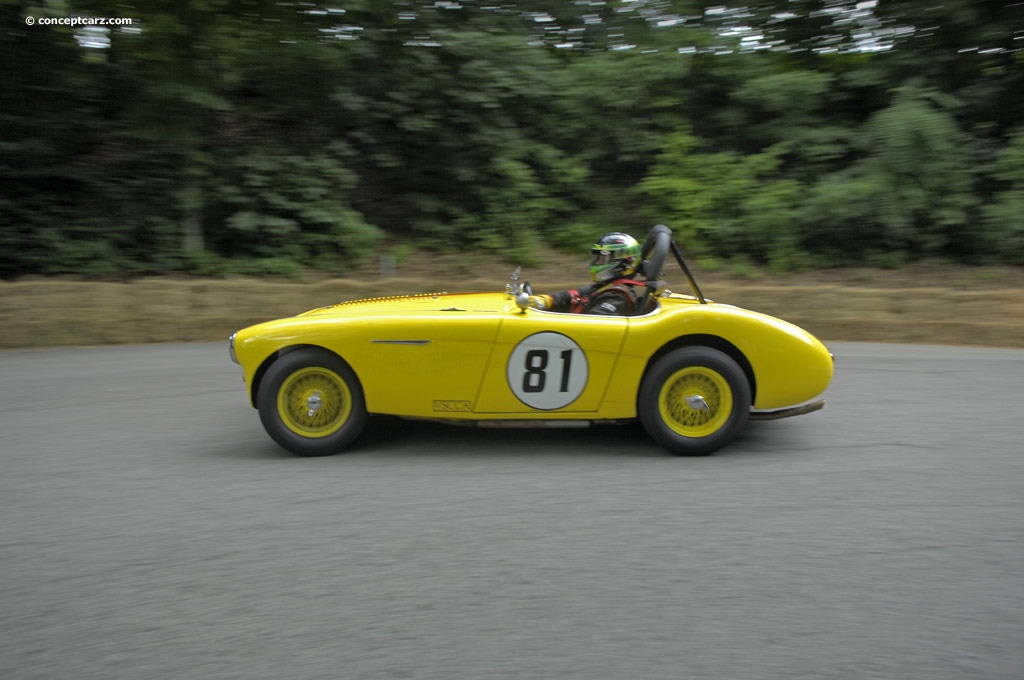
[{"xmin": 295, "ymin": 291, "xmax": 507, "ymax": 318}]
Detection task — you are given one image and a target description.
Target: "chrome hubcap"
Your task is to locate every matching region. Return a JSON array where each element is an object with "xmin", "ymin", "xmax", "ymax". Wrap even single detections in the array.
[
  {"xmin": 306, "ymin": 391, "xmax": 323, "ymax": 418},
  {"xmin": 685, "ymin": 395, "xmax": 710, "ymax": 412}
]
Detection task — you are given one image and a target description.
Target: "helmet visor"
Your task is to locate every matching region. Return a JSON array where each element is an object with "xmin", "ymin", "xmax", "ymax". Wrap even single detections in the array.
[{"xmin": 590, "ymin": 249, "xmax": 614, "ymax": 266}]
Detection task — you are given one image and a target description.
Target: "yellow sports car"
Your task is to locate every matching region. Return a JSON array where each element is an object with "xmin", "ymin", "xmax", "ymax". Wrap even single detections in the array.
[{"xmin": 229, "ymin": 226, "xmax": 832, "ymax": 456}]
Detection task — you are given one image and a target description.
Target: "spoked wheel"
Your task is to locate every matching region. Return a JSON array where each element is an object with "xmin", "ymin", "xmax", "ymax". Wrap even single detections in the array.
[
  {"xmin": 638, "ymin": 347, "xmax": 751, "ymax": 456},
  {"xmin": 258, "ymin": 348, "xmax": 368, "ymax": 456}
]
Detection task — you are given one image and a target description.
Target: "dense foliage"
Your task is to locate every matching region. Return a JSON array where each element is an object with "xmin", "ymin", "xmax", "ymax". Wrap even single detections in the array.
[{"xmin": 2, "ymin": 0, "xmax": 1023, "ymax": 277}]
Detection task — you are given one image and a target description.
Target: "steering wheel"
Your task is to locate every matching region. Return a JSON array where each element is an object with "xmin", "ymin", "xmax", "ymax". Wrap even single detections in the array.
[{"xmin": 641, "ymin": 224, "xmax": 672, "ymax": 282}]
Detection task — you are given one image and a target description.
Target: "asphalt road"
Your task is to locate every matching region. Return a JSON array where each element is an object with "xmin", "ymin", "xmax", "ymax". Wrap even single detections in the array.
[{"xmin": 1, "ymin": 341, "xmax": 1022, "ymax": 680}]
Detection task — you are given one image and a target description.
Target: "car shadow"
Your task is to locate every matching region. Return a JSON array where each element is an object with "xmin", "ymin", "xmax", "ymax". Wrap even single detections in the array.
[
  {"xmin": 354, "ymin": 416, "xmax": 665, "ymax": 459},
  {"xmin": 211, "ymin": 416, "xmax": 816, "ymax": 462},
  {"xmin": 353, "ymin": 417, "xmax": 813, "ymax": 461}
]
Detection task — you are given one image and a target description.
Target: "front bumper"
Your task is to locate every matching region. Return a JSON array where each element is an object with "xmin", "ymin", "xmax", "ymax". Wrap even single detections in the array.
[{"xmin": 748, "ymin": 399, "xmax": 825, "ymax": 421}]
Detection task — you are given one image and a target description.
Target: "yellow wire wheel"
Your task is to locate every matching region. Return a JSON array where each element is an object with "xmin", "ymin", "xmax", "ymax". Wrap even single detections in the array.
[
  {"xmin": 276, "ymin": 366, "xmax": 353, "ymax": 438},
  {"xmin": 657, "ymin": 365, "xmax": 733, "ymax": 438},
  {"xmin": 638, "ymin": 346, "xmax": 751, "ymax": 456},
  {"xmin": 258, "ymin": 348, "xmax": 367, "ymax": 456}
]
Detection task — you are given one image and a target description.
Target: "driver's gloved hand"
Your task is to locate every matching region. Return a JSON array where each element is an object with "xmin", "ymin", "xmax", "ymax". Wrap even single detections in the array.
[{"xmin": 528, "ymin": 295, "xmax": 552, "ymax": 311}]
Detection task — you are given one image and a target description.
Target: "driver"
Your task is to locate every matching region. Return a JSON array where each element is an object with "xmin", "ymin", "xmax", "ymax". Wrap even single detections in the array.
[{"xmin": 529, "ymin": 232, "xmax": 645, "ymax": 315}]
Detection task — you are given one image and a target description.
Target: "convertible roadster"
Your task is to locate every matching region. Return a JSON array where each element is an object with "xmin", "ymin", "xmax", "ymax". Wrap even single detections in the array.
[{"xmin": 229, "ymin": 225, "xmax": 832, "ymax": 456}]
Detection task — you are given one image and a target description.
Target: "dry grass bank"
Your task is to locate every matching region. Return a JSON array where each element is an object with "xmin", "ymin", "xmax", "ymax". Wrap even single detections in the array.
[{"xmin": 2, "ymin": 258, "xmax": 1023, "ymax": 349}]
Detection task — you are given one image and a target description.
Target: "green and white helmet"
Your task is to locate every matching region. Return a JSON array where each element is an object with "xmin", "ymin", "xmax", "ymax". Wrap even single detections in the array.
[{"xmin": 589, "ymin": 232, "xmax": 641, "ymax": 282}]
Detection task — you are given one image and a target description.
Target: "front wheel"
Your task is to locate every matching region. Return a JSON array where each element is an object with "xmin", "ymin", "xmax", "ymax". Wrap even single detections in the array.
[
  {"xmin": 638, "ymin": 347, "xmax": 751, "ymax": 456},
  {"xmin": 257, "ymin": 348, "xmax": 368, "ymax": 456}
]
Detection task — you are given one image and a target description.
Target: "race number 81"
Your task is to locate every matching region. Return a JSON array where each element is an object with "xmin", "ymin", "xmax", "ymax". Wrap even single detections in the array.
[{"xmin": 507, "ymin": 332, "xmax": 588, "ymax": 410}]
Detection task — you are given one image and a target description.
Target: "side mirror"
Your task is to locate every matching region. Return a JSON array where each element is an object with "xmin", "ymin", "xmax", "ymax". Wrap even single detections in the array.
[
  {"xmin": 514, "ymin": 281, "xmax": 533, "ymax": 311},
  {"xmin": 515, "ymin": 291, "xmax": 530, "ymax": 311}
]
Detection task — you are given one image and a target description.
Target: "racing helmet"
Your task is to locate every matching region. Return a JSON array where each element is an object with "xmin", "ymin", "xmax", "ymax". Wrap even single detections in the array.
[{"xmin": 589, "ymin": 232, "xmax": 641, "ymax": 282}]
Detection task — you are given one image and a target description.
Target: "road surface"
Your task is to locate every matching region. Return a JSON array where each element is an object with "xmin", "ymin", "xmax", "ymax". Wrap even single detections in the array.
[{"xmin": 1, "ymin": 341, "xmax": 1022, "ymax": 680}]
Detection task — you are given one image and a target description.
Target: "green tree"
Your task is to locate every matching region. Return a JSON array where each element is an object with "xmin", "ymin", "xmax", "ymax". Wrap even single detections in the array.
[
  {"xmin": 215, "ymin": 146, "xmax": 382, "ymax": 266},
  {"xmin": 3, "ymin": 0, "xmax": 1024, "ymax": 278},
  {"xmin": 797, "ymin": 88, "xmax": 976, "ymax": 263},
  {"xmin": 637, "ymin": 131, "xmax": 805, "ymax": 268},
  {"xmin": 980, "ymin": 129, "xmax": 1024, "ymax": 264},
  {"xmin": 333, "ymin": 25, "xmax": 572, "ymax": 251},
  {"xmin": 70, "ymin": 0, "xmax": 363, "ymax": 257}
]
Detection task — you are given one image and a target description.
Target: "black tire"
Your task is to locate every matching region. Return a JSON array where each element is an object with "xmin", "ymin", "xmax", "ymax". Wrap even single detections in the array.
[
  {"xmin": 257, "ymin": 348, "xmax": 368, "ymax": 456},
  {"xmin": 638, "ymin": 347, "xmax": 751, "ymax": 456}
]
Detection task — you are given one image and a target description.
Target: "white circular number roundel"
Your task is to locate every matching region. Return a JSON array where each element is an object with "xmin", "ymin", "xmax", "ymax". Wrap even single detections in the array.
[{"xmin": 507, "ymin": 332, "xmax": 588, "ymax": 410}]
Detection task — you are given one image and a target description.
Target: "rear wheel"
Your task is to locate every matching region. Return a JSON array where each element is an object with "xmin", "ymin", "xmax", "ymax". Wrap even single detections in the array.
[
  {"xmin": 638, "ymin": 347, "xmax": 751, "ymax": 456},
  {"xmin": 257, "ymin": 349, "xmax": 368, "ymax": 456}
]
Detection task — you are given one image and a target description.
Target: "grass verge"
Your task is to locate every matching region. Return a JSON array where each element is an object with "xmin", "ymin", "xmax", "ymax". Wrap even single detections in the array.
[{"xmin": 2, "ymin": 262, "xmax": 1023, "ymax": 349}]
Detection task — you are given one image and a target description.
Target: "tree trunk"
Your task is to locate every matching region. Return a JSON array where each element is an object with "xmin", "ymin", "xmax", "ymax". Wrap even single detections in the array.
[{"xmin": 182, "ymin": 177, "xmax": 204, "ymax": 253}]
